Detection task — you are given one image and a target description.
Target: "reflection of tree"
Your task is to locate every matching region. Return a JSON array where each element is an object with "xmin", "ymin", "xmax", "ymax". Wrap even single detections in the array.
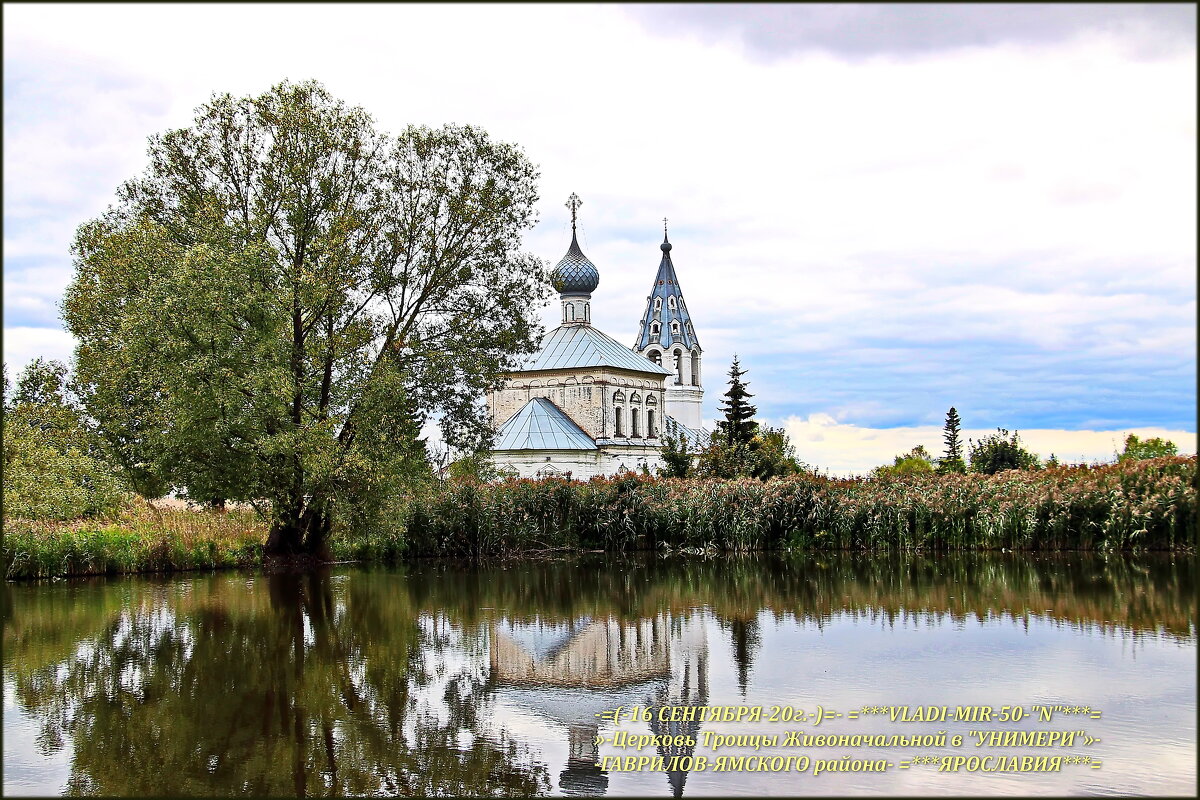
[{"xmin": 6, "ymin": 571, "xmax": 549, "ymax": 796}]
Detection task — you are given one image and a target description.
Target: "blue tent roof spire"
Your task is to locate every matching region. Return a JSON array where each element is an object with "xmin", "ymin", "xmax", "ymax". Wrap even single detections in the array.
[{"xmin": 633, "ymin": 224, "xmax": 699, "ymax": 353}]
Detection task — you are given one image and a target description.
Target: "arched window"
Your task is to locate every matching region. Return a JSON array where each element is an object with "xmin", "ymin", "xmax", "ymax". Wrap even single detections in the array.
[
  {"xmin": 631, "ymin": 408, "xmax": 640, "ymax": 438},
  {"xmin": 648, "ymin": 350, "xmax": 662, "ymax": 366},
  {"xmin": 654, "ymin": 297, "xmax": 662, "ymax": 312},
  {"xmin": 630, "ymin": 392, "xmax": 641, "ymax": 405},
  {"xmin": 671, "ymin": 320, "xmax": 680, "ymax": 336},
  {"xmin": 615, "ymin": 407, "xmax": 623, "ymax": 437},
  {"xmin": 668, "ymin": 296, "xmax": 677, "ymax": 311},
  {"xmin": 650, "ymin": 321, "xmax": 661, "ymax": 336},
  {"xmin": 647, "ymin": 409, "xmax": 656, "ymax": 438},
  {"xmin": 691, "ymin": 351, "xmax": 700, "ymax": 386},
  {"xmin": 674, "ymin": 349, "xmax": 684, "ymax": 384}
]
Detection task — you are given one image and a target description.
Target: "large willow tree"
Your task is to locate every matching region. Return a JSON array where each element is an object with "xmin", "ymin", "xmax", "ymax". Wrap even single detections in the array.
[{"xmin": 64, "ymin": 80, "xmax": 549, "ymax": 557}]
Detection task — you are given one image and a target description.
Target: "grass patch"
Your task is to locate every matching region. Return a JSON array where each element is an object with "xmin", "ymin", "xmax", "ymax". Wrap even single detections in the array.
[{"xmin": 4, "ymin": 499, "xmax": 266, "ymax": 579}]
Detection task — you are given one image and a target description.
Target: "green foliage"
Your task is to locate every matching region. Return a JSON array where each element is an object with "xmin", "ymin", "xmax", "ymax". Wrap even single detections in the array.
[
  {"xmin": 657, "ymin": 418, "xmax": 694, "ymax": 478},
  {"xmin": 938, "ymin": 407, "xmax": 966, "ymax": 474},
  {"xmin": 63, "ymin": 79, "xmax": 549, "ymax": 556},
  {"xmin": 715, "ymin": 355, "xmax": 758, "ymax": 448},
  {"xmin": 694, "ymin": 433, "xmax": 748, "ymax": 479},
  {"xmin": 969, "ymin": 428, "xmax": 1041, "ymax": 474},
  {"xmin": 3, "ymin": 359, "xmax": 130, "ymax": 520},
  {"xmin": 1118, "ymin": 434, "xmax": 1178, "ymax": 462},
  {"xmin": 873, "ymin": 445, "xmax": 936, "ymax": 478},
  {"xmin": 446, "ymin": 451, "xmax": 501, "ymax": 483},
  {"xmin": 748, "ymin": 426, "xmax": 804, "ymax": 480},
  {"xmin": 696, "ymin": 425, "xmax": 803, "ymax": 481}
]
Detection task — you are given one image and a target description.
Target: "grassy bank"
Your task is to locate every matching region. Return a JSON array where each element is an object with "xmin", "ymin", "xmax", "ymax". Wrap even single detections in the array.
[
  {"xmin": 4, "ymin": 456, "xmax": 1195, "ymax": 579},
  {"xmin": 4, "ymin": 500, "xmax": 267, "ymax": 579}
]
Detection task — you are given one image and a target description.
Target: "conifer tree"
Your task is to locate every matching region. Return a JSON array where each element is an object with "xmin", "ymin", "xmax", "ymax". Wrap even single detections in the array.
[
  {"xmin": 938, "ymin": 406, "xmax": 966, "ymax": 474},
  {"xmin": 716, "ymin": 355, "xmax": 758, "ymax": 447}
]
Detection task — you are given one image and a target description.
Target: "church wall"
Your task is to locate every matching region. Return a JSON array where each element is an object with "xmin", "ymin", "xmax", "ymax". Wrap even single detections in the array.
[
  {"xmin": 490, "ymin": 368, "xmax": 668, "ymax": 442},
  {"xmin": 665, "ymin": 384, "xmax": 706, "ymax": 430},
  {"xmin": 491, "ymin": 443, "xmax": 665, "ymax": 481}
]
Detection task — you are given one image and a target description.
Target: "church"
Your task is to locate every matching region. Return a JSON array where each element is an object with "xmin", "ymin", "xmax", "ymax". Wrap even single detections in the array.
[{"xmin": 487, "ymin": 194, "xmax": 708, "ymax": 479}]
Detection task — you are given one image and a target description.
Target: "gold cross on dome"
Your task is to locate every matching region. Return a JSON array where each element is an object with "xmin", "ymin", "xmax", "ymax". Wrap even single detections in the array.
[{"xmin": 566, "ymin": 193, "xmax": 582, "ymax": 230}]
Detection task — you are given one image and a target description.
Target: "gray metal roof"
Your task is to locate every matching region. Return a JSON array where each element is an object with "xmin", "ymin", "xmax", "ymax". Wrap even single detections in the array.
[
  {"xmin": 520, "ymin": 324, "xmax": 672, "ymax": 376},
  {"xmin": 494, "ymin": 397, "xmax": 597, "ymax": 451},
  {"xmin": 633, "ymin": 234, "xmax": 702, "ymax": 353},
  {"xmin": 550, "ymin": 231, "xmax": 600, "ymax": 295}
]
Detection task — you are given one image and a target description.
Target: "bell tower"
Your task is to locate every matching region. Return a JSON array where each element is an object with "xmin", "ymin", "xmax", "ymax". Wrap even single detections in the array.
[{"xmin": 632, "ymin": 220, "xmax": 704, "ymax": 429}]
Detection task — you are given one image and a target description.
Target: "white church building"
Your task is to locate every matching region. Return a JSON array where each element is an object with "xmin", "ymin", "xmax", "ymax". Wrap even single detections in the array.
[{"xmin": 487, "ymin": 194, "xmax": 708, "ymax": 479}]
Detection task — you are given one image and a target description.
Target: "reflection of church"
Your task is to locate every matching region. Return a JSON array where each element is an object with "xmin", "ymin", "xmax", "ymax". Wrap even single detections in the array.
[
  {"xmin": 487, "ymin": 194, "xmax": 708, "ymax": 479},
  {"xmin": 489, "ymin": 612, "xmax": 710, "ymax": 797}
]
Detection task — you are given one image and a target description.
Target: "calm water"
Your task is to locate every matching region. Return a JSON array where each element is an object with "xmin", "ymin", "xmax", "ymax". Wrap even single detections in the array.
[{"xmin": 3, "ymin": 552, "xmax": 1194, "ymax": 797}]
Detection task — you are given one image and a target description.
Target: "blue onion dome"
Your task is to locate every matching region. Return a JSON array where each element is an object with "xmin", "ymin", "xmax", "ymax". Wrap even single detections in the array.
[{"xmin": 550, "ymin": 232, "xmax": 600, "ymax": 295}]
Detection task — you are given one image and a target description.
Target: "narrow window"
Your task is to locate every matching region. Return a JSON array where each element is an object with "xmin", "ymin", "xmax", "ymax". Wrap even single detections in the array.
[
  {"xmin": 615, "ymin": 407, "xmax": 623, "ymax": 437},
  {"xmin": 691, "ymin": 351, "xmax": 700, "ymax": 385},
  {"xmin": 674, "ymin": 349, "xmax": 684, "ymax": 384},
  {"xmin": 632, "ymin": 408, "xmax": 640, "ymax": 438},
  {"xmin": 671, "ymin": 321, "xmax": 680, "ymax": 336},
  {"xmin": 668, "ymin": 296, "xmax": 677, "ymax": 310},
  {"xmin": 647, "ymin": 409, "xmax": 656, "ymax": 437}
]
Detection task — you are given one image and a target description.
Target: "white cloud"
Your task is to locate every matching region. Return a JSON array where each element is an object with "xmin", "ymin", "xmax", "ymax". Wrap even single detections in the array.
[
  {"xmin": 2, "ymin": 327, "xmax": 77, "ymax": 376},
  {"xmin": 781, "ymin": 413, "xmax": 1198, "ymax": 476}
]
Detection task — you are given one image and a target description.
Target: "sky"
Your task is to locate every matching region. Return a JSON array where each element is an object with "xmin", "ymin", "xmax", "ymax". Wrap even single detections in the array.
[{"xmin": 3, "ymin": 3, "xmax": 1196, "ymax": 474}]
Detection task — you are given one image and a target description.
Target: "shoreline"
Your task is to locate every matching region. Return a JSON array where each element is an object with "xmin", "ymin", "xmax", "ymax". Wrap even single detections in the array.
[{"xmin": 5, "ymin": 456, "xmax": 1195, "ymax": 580}]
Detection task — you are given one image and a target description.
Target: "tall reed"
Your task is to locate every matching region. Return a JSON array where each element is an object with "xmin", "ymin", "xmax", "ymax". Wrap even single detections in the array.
[{"xmin": 398, "ymin": 456, "xmax": 1196, "ymax": 557}]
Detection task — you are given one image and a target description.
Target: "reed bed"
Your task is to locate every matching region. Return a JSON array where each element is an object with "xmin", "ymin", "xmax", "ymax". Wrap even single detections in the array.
[
  {"xmin": 5, "ymin": 456, "xmax": 1194, "ymax": 578},
  {"xmin": 402, "ymin": 456, "xmax": 1196, "ymax": 556}
]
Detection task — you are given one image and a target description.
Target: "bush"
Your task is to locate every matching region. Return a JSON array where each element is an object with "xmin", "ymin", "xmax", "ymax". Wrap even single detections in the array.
[{"xmin": 969, "ymin": 428, "xmax": 1040, "ymax": 474}]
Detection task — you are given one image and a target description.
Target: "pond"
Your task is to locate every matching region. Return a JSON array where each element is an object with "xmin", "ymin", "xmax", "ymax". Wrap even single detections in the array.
[{"xmin": 3, "ymin": 551, "xmax": 1194, "ymax": 796}]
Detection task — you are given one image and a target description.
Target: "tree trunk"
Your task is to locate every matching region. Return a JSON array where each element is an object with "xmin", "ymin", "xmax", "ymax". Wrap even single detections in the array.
[{"xmin": 264, "ymin": 498, "xmax": 333, "ymax": 561}]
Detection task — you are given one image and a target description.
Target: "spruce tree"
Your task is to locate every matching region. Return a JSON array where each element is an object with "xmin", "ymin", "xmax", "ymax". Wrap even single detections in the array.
[
  {"xmin": 938, "ymin": 406, "xmax": 966, "ymax": 474},
  {"xmin": 716, "ymin": 355, "xmax": 758, "ymax": 447}
]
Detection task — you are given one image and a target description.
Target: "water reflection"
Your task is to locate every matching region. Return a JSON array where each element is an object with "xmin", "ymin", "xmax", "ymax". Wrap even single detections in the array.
[{"xmin": 3, "ymin": 551, "xmax": 1195, "ymax": 796}]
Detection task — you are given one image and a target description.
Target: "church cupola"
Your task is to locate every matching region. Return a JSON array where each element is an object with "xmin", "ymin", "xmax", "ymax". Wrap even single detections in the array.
[{"xmin": 550, "ymin": 192, "xmax": 599, "ymax": 325}]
